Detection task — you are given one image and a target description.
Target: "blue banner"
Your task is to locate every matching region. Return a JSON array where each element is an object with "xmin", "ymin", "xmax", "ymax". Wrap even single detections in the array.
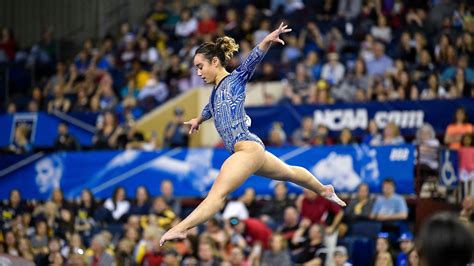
[
  {"xmin": 0, "ymin": 145, "xmax": 415, "ymax": 200},
  {"xmin": 0, "ymin": 112, "xmax": 96, "ymax": 147},
  {"xmin": 246, "ymin": 99, "xmax": 474, "ymax": 139}
]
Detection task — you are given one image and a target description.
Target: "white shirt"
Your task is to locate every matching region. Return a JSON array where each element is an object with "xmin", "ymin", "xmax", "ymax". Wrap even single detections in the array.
[
  {"xmin": 104, "ymin": 199, "xmax": 130, "ymax": 220},
  {"xmin": 222, "ymin": 201, "xmax": 249, "ymax": 220}
]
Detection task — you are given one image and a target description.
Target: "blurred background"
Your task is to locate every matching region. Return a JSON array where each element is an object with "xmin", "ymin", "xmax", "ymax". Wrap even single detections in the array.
[{"xmin": 0, "ymin": 0, "xmax": 473, "ymax": 265}]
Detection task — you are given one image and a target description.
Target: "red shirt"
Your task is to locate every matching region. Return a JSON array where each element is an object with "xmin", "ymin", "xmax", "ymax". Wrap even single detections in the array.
[
  {"xmin": 243, "ymin": 218, "xmax": 272, "ymax": 249},
  {"xmin": 198, "ymin": 19, "xmax": 217, "ymax": 35},
  {"xmin": 301, "ymin": 196, "xmax": 341, "ymax": 225}
]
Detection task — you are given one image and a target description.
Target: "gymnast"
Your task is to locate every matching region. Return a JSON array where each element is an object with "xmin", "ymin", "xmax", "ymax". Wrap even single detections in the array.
[{"xmin": 160, "ymin": 23, "xmax": 345, "ymax": 246}]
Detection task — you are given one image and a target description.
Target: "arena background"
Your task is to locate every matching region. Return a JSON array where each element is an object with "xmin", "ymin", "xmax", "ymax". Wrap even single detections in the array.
[{"xmin": 0, "ymin": 1, "xmax": 473, "ymax": 265}]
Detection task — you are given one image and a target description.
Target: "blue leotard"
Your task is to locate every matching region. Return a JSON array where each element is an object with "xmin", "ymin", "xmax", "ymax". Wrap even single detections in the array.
[{"xmin": 200, "ymin": 46, "xmax": 266, "ymax": 153}]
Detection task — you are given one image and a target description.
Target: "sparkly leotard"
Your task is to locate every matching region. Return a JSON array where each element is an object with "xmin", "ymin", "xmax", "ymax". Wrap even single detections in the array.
[{"xmin": 200, "ymin": 46, "xmax": 266, "ymax": 153}]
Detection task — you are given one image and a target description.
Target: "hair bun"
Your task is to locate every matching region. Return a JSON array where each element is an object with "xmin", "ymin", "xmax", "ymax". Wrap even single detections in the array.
[{"xmin": 215, "ymin": 36, "xmax": 239, "ymax": 66}]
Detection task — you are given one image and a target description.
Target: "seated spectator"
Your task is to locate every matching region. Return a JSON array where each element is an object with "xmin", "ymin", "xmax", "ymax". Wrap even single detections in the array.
[
  {"xmin": 87, "ymin": 234, "xmax": 115, "ymax": 266},
  {"xmin": 128, "ymin": 186, "xmax": 151, "ymax": 216},
  {"xmin": 160, "ymin": 179, "xmax": 181, "ymax": 218},
  {"xmin": 277, "ymin": 206, "xmax": 300, "ymax": 245},
  {"xmin": 53, "ymin": 123, "xmax": 80, "ymax": 151},
  {"xmin": 203, "ymin": 218, "xmax": 228, "ymax": 251},
  {"xmin": 441, "ymin": 54, "xmax": 474, "ymax": 85},
  {"xmin": 407, "ymin": 248, "xmax": 419, "ymax": 266},
  {"xmin": 373, "ymin": 122, "xmax": 405, "ymax": 146},
  {"xmin": 332, "ymin": 59, "xmax": 369, "ymax": 103},
  {"xmin": 30, "ymin": 220, "xmax": 49, "ymax": 256},
  {"xmin": 365, "ymin": 42, "xmax": 393, "ymax": 78},
  {"xmin": 372, "ymin": 233, "xmax": 395, "ymax": 266},
  {"xmin": 345, "ymin": 183, "xmax": 374, "ymax": 222},
  {"xmin": 267, "ymin": 122, "xmax": 288, "ymax": 147},
  {"xmin": 7, "ymin": 102, "xmax": 17, "ymax": 114},
  {"xmin": 459, "ymin": 195, "xmax": 474, "ymax": 233},
  {"xmin": 104, "ymin": 186, "xmax": 130, "ymax": 223},
  {"xmin": 175, "ymin": 8, "xmax": 198, "ymax": 38},
  {"xmin": 241, "ymin": 187, "xmax": 261, "ymax": 218},
  {"xmin": 74, "ymin": 189, "xmax": 96, "ymax": 237},
  {"xmin": 292, "ymin": 116, "xmax": 317, "ymax": 146},
  {"xmin": 333, "ymin": 245, "xmax": 352, "ymax": 266},
  {"xmin": 0, "ymin": 189, "xmax": 25, "ymax": 231},
  {"xmin": 164, "ymin": 107, "xmax": 189, "ymax": 148},
  {"xmin": 321, "ymin": 52, "xmax": 345, "ymax": 86},
  {"xmin": 417, "ymin": 212, "xmax": 473, "ymax": 266},
  {"xmin": 363, "ymin": 120, "xmax": 382, "ymax": 146},
  {"xmin": 222, "ymin": 194, "xmax": 250, "ymax": 220},
  {"xmin": 296, "ymin": 189, "xmax": 344, "ymax": 231},
  {"xmin": 228, "ymin": 217, "xmax": 273, "ymax": 249},
  {"xmin": 291, "ymin": 219, "xmax": 327, "ymax": 264},
  {"xmin": 396, "ymin": 232, "xmax": 414, "ymax": 266},
  {"xmin": 261, "ymin": 234, "xmax": 292, "ymax": 266},
  {"xmin": 338, "ymin": 128, "xmax": 356, "ymax": 145},
  {"xmin": 371, "ymin": 15, "xmax": 392, "ymax": 43},
  {"xmin": 283, "ymin": 63, "xmax": 312, "ymax": 105},
  {"xmin": 371, "ymin": 178, "xmax": 408, "ymax": 222},
  {"xmin": 0, "ymin": 27, "xmax": 16, "ymax": 63},
  {"xmin": 150, "ymin": 197, "xmax": 176, "ymax": 230},
  {"xmin": 420, "ymin": 74, "xmax": 446, "ymax": 100},
  {"xmin": 93, "ymin": 111, "xmax": 119, "ymax": 149},
  {"xmin": 18, "ymin": 237, "xmax": 35, "ymax": 262},
  {"xmin": 444, "ymin": 106, "xmax": 473, "ymax": 149},
  {"xmin": 3, "ymin": 230, "xmax": 19, "ymax": 257},
  {"xmin": 197, "ymin": 238, "xmax": 222, "ymax": 266},
  {"xmin": 260, "ymin": 182, "xmax": 294, "ymax": 226},
  {"xmin": 47, "ymin": 84, "xmax": 71, "ymax": 113},
  {"xmin": 9, "ymin": 125, "xmax": 33, "ymax": 154}
]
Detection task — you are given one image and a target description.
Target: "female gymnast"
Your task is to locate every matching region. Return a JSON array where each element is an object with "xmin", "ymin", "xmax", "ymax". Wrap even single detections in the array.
[{"xmin": 160, "ymin": 23, "xmax": 345, "ymax": 246}]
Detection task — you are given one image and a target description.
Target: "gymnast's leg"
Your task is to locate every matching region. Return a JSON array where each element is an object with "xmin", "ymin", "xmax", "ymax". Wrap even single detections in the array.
[
  {"xmin": 255, "ymin": 151, "xmax": 346, "ymax": 206},
  {"xmin": 160, "ymin": 142, "xmax": 265, "ymax": 246}
]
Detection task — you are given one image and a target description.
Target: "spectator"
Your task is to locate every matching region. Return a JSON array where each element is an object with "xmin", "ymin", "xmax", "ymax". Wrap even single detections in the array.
[
  {"xmin": 128, "ymin": 186, "xmax": 151, "ymax": 216},
  {"xmin": 260, "ymin": 182, "xmax": 294, "ymax": 226},
  {"xmin": 47, "ymin": 84, "xmax": 71, "ymax": 113},
  {"xmin": 7, "ymin": 102, "xmax": 17, "ymax": 114},
  {"xmin": 150, "ymin": 196, "xmax": 176, "ymax": 230},
  {"xmin": 18, "ymin": 237, "xmax": 35, "ymax": 262},
  {"xmin": 413, "ymin": 123, "xmax": 440, "ymax": 188},
  {"xmin": 407, "ymin": 248, "xmax": 419, "ymax": 266},
  {"xmin": 420, "ymin": 74, "xmax": 446, "ymax": 100},
  {"xmin": 366, "ymin": 42, "xmax": 393, "ymax": 77},
  {"xmin": 332, "ymin": 58, "xmax": 369, "ymax": 103},
  {"xmin": 53, "ymin": 123, "xmax": 80, "ymax": 151},
  {"xmin": 222, "ymin": 193, "xmax": 250, "ymax": 220},
  {"xmin": 292, "ymin": 116, "xmax": 317, "ymax": 146},
  {"xmin": 240, "ymin": 187, "xmax": 261, "ymax": 218},
  {"xmin": 164, "ymin": 107, "xmax": 189, "ymax": 148},
  {"xmin": 375, "ymin": 122, "xmax": 405, "ymax": 146},
  {"xmin": 283, "ymin": 63, "xmax": 312, "ymax": 105},
  {"xmin": 338, "ymin": 128, "xmax": 356, "ymax": 145},
  {"xmin": 371, "ymin": 178, "xmax": 408, "ymax": 222},
  {"xmin": 160, "ymin": 179, "xmax": 181, "ymax": 218},
  {"xmin": 277, "ymin": 206, "xmax": 300, "ymax": 245},
  {"xmin": 267, "ymin": 122, "xmax": 288, "ymax": 147},
  {"xmin": 396, "ymin": 232, "xmax": 414, "ymax": 266},
  {"xmin": 416, "ymin": 212, "xmax": 473, "ymax": 266},
  {"xmin": 104, "ymin": 186, "xmax": 130, "ymax": 223},
  {"xmin": 3, "ymin": 230, "xmax": 19, "ymax": 256},
  {"xmin": 228, "ymin": 217, "xmax": 273, "ymax": 249},
  {"xmin": 0, "ymin": 27, "xmax": 16, "ymax": 62},
  {"xmin": 345, "ymin": 183, "xmax": 374, "ymax": 222},
  {"xmin": 333, "ymin": 245, "xmax": 352, "ymax": 266},
  {"xmin": 444, "ymin": 107, "xmax": 473, "ymax": 149},
  {"xmin": 175, "ymin": 8, "xmax": 198, "ymax": 38},
  {"xmin": 371, "ymin": 15, "xmax": 392, "ymax": 43},
  {"xmin": 261, "ymin": 234, "xmax": 292, "ymax": 266},
  {"xmin": 196, "ymin": 239, "xmax": 221, "ymax": 266},
  {"xmin": 88, "ymin": 234, "xmax": 116, "ymax": 266},
  {"xmin": 93, "ymin": 111, "xmax": 119, "ymax": 149},
  {"xmin": 372, "ymin": 233, "xmax": 395, "ymax": 266},
  {"xmin": 363, "ymin": 120, "xmax": 382, "ymax": 145},
  {"xmin": 0, "ymin": 189, "xmax": 25, "ymax": 231},
  {"xmin": 291, "ymin": 219, "xmax": 327, "ymax": 265},
  {"xmin": 459, "ymin": 195, "xmax": 474, "ymax": 233},
  {"xmin": 321, "ymin": 52, "xmax": 345, "ymax": 86}
]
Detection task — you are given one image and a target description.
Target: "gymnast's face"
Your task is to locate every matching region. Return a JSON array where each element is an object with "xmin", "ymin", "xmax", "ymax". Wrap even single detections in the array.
[{"xmin": 194, "ymin": 53, "xmax": 219, "ymax": 84}]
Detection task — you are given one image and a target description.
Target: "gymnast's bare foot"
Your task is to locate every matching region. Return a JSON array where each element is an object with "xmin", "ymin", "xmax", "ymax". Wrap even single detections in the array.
[
  {"xmin": 322, "ymin": 185, "xmax": 346, "ymax": 207},
  {"xmin": 160, "ymin": 227, "xmax": 188, "ymax": 246}
]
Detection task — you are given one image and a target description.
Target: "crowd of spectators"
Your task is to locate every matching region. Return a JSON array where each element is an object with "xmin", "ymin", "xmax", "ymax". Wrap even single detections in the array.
[
  {"xmin": 1, "ymin": 0, "xmax": 473, "ymax": 153},
  {"xmin": 1, "ymin": 179, "xmax": 472, "ymax": 265}
]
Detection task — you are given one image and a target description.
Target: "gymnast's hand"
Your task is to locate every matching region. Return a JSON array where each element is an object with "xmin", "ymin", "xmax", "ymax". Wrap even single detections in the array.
[
  {"xmin": 183, "ymin": 118, "xmax": 201, "ymax": 134},
  {"xmin": 264, "ymin": 22, "xmax": 292, "ymax": 45}
]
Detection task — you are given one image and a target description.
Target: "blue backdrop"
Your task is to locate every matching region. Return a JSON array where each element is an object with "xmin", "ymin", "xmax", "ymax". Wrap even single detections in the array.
[
  {"xmin": 245, "ymin": 98, "xmax": 474, "ymax": 139},
  {"xmin": 0, "ymin": 145, "xmax": 415, "ymax": 200}
]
